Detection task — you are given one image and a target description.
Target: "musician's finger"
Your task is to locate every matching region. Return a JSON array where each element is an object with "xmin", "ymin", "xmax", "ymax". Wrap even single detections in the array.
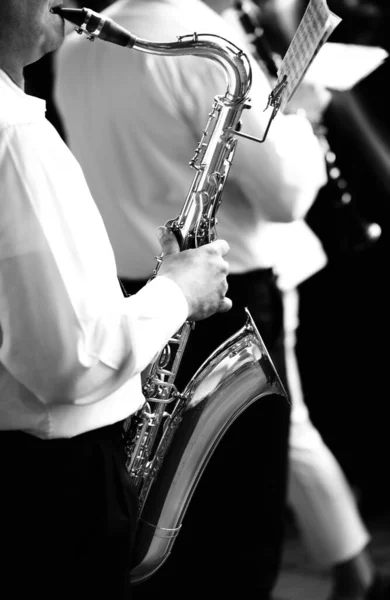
[
  {"xmin": 208, "ymin": 239, "xmax": 230, "ymax": 257},
  {"xmin": 156, "ymin": 226, "xmax": 180, "ymax": 256},
  {"xmin": 218, "ymin": 296, "xmax": 233, "ymax": 313}
]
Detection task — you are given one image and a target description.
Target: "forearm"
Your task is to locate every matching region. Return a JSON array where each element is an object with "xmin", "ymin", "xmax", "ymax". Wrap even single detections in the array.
[{"xmin": 0, "ymin": 252, "xmax": 188, "ymax": 405}]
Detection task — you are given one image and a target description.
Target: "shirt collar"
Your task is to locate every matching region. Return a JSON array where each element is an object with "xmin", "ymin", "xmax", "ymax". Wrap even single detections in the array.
[{"xmin": 0, "ymin": 68, "xmax": 47, "ymax": 120}]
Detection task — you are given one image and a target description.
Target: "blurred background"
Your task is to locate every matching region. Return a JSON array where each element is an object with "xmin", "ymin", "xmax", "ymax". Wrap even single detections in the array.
[{"xmin": 256, "ymin": 0, "xmax": 390, "ymax": 522}]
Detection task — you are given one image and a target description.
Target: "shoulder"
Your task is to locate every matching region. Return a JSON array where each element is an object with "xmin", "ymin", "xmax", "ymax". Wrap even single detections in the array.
[
  {"xmin": 0, "ymin": 116, "xmax": 81, "ymax": 191},
  {"xmin": 0, "ymin": 74, "xmax": 46, "ymax": 133}
]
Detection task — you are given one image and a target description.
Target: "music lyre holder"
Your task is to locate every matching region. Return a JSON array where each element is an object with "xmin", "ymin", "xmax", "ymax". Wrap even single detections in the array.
[
  {"xmin": 233, "ymin": 74, "xmax": 288, "ymax": 144},
  {"xmin": 234, "ymin": 0, "xmax": 341, "ymax": 145}
]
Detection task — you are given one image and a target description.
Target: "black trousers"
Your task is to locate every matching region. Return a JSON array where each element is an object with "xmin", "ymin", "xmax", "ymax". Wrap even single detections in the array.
[
  {"xmin": 122, "ymin": 269, "xmax": 290, "ymax": 599},
  {"xmin": 0, "ymin": 421, "xmax": 138, "ymax": 600}
]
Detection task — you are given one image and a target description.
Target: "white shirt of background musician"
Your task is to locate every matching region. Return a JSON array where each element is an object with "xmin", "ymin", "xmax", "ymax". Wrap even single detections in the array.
[
  {"xmin": 223, "ymin": 5, "xmax": 328, "ymax": 291},
  {"xmin": 0, "ymin": 69, "xmax": 188, "ymax": 439},
  {"xmin": 54, "ymin": 0, "xmax": 327, "ymax": 280}
]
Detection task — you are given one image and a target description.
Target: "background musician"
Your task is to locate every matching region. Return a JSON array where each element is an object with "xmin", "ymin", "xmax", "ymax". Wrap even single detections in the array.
[
  {"xmin": 0, "ymin": 2, "xmax": 232, "ymax": 598},
  {"xmin": 231, "ymin": 2, "xmax": 390, "ymax": 598}
]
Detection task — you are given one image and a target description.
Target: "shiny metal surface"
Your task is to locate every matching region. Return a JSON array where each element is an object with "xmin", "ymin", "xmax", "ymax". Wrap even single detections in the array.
[{"xmin": 131, "ymin": 311, "xmax": 285, "ymax": 583}]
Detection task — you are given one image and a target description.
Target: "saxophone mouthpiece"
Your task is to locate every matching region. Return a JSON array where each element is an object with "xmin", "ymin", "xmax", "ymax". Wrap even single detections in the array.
[
  {"xmin": 51, "ymin": 6, "xmax": 137, "ymax": 48},
  {"xmin": 51, "ymin": 6, "xmax": 85, "ymax": 26}
]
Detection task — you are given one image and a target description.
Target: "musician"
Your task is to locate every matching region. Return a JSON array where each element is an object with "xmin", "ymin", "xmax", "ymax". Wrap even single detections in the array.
[
  {"xmin": 53, "ymin": 0, "xmax": 328, "ymax": 598},
  {"xmin": 0, "ymin": 2, "xmax": 232, "ymax": 599},
  {"xmin": 228, "ymin": 3, "xmax": 390, "ymax": 599}
]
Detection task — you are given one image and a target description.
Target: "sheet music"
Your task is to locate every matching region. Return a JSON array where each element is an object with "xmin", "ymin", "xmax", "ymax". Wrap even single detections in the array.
[{"xmin": 275, "ymin": 0, "xmax": 341, "ymax": 110}]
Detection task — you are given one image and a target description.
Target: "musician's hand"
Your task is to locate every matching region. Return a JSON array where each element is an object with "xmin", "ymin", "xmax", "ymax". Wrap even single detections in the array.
[{"xmin": 156, "ymin": 226, "xmax": 232, "ymax": 321}]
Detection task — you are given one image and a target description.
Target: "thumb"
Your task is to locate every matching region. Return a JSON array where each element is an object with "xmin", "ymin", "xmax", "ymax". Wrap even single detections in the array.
[{"xmin": 156, "ymin": 226, "xmax": 180, "ymax": 256}]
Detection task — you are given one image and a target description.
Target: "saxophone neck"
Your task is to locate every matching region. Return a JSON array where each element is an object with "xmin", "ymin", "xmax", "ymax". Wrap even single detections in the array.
[
  {"xmin": 53, "ymin": 6, "xmax": 252, "ymax": 103},
  {"xmin": 134, "ymin": 33, "xmax": 252, "ymax": 104}
]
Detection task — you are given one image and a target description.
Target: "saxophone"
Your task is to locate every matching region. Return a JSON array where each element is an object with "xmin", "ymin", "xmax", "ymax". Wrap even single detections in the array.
[{"xmin": 53, "ymin": 6, "xmax": 287, "ymax": 584}]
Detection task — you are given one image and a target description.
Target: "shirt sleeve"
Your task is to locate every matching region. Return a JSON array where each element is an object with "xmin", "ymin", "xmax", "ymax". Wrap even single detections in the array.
[
  {"xmin": 0, "ymin": 123, "xmax": 188, "ymax": 406},
  {"xmin": 166, "ymin": 51, "xmax": 327, "ymax": 223}
]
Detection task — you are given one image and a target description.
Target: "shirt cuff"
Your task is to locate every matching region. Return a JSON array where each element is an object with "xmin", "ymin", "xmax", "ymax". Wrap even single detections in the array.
[{"xmin": 133, "ymin": 275, "xmax": 189, "ymax": 326}]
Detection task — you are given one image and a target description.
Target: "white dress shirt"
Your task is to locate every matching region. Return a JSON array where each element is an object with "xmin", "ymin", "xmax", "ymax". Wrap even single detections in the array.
[
  {"xmin": 54, "ymin": 0, "xmax": 327, "ymax": 280},
  {"xmin": 0, "ymin": 69, "xmax": 188, "ymax": 439},
  {"xmin": 222, "ymin": 5, "xmax": 328, "ymax": 290}
]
